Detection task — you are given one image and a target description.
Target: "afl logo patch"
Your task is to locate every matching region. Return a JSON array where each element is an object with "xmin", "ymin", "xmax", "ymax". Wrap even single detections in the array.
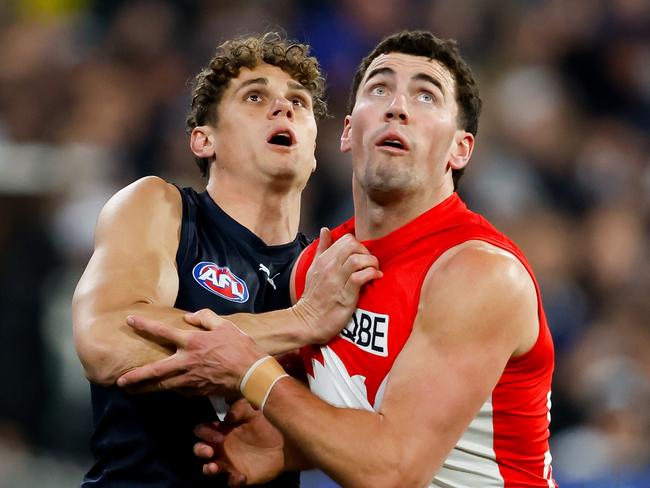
[{"xmin": 192, "ymin": 262, "xmax": 249, "ymax": 303}]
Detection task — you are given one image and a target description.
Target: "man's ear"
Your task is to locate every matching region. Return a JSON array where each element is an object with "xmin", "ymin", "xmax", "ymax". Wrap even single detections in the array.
[
  {"xmin": 190, "ymin": 126, "xmax": 217, "ymax": 159},
  {"xmin": 449, "ymin": 131, "xmax": 474, "ymax": 171},
  {"xmin": 340, "ymin": 116, "xmax": 352, "ymax": 153}
]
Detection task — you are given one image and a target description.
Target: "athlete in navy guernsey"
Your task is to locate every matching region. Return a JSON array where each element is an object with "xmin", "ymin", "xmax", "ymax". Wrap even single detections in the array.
[{"xmin": 72, "ymin": 33, "xmax": 381, "ymax": 487}]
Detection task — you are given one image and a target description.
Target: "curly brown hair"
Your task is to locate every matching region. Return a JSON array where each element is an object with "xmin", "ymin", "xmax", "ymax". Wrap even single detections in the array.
[
  {"xmin": 347, "ymin": 31, "xmax": 482, "ymax": 190},
  {"xmin": 187, "ymin": 32, "xmax": 327, "ymax": 177}
]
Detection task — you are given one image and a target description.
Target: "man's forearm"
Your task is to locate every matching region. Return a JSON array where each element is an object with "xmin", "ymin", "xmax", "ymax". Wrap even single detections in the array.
[
  {"xmin": 74, "ymin": 304, "xmax": 191, "ymax": 385},
  {"xmin": 227, "ymin": 304, "xmax": 314, "ymax": 356},
  {"xmin": 263, "ymin": 378, "xmax": 401, "ymax": 488},
  {"xmin": 283, "ymin": 435, "xmax": 314, "ymax": 472},
  {"xmin": 78, "ymin": 303, "xmax": 318, "ymax": 385}
]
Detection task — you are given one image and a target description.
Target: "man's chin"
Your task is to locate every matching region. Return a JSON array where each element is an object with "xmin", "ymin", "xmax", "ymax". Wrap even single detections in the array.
[
  {"xmin": 364, "ymin": 168, "xmax": 413, "ymax": 191},
  {"xmin": 263, "ymin": 165, "xmax": 312, "ymax": 190}
]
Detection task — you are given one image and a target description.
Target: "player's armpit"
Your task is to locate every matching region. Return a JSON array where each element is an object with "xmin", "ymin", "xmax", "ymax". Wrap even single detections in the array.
[{"xmin": 72, "ymin": 176, "xmax": 190, "ymax": 385}]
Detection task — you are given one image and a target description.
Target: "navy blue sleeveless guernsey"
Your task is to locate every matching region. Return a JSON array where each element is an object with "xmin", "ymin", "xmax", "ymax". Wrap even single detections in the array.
[{"xmin": 83, "ymin": 187, "xmax": 306, "ymax": 487}]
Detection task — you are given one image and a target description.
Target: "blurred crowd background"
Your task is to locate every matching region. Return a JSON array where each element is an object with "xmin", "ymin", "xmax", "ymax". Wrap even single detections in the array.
[{"xmin": 0, "ymin": 0, "xmax": 648, "ymax": 486}]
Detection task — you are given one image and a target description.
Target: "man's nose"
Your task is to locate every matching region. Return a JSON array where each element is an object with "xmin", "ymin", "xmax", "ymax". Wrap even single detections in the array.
[
  {"xmin": 269, "ymin": 97, "xmax": 294, "ymax": 120},
  {"xmin": 384, "ymin": 95, "xmax": 409, "ymax": 123}
]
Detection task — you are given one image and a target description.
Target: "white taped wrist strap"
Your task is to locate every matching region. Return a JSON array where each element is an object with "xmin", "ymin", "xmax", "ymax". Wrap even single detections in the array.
[{"xmin": 239, "ymin": 356, "xmax": 288, "ymax": 410}]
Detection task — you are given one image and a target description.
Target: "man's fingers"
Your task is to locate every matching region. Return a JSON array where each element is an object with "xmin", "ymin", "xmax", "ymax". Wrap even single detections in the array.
[
  {"xmin": 200, "ymin": 460, "xmax": 244, "ymax": 485},
  {"xmin": 184, "ymin": 308, "xmax": 221, "ymax": 331},
  {"xmin": 159, "ymin": 374, "xmax": 222, "ymax": 395},
  {"xmin": 307, "ymin": 233, "xmax": 370, "ymax": 284},
  {"xmin": 117, "ymin": 355, "xmax": 185, "ymax": 387},
  {"xmin": 313, "ymin": 232, "xmax": 365, "ymax": 268},
  {"xmin": 184, "ymin": 309, "xmax": 245, "ymax": 335},
  {"xmin": 193, "ymin": 441, "xmax": 215, "ymax": 459},
  {"xmin": 228, "ymin": 470, "xmax": 247, "ymax": 487},
  {"xmin": 314, "ymin": 227, "xmax": 332, "ymax": 258},
  {"xmin": 121, "ymin": 382, "xmax": 164, "ymax": 395},
  {"xmin": 341, "ymin": 253, "xmax": 381, "ymax": 278},
  {"xmin": 126, "ymin": 315, "xmax": 188, "ymax": 347},
  {"xmin": 342, "ymin": 267, "xmax": 384, "ymax": 299},
  {"xmin": 328, "ymin": 235, "xmax": 373, "ymax": 269},
  {"xmin": 203, "ymin": 461, "xmax": 220, "ymax": 476},
  {"xmin": 194, "ymin": 422, "xmax": 225, "ymax": 444},
  {"xmin": 225, "ymin": 398, "xmax": 256, "ymax": 423},
  {"xmin": 198, "ymin": 451, "xmax": 246, "ymax": 484}
]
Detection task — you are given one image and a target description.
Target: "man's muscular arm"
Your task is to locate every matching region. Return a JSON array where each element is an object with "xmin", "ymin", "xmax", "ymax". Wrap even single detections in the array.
[
  {"xmin": 169, "ymin": 242, "xmax": 540, "ymax": 487},
  {"xmin": 259, "ymin": 243, "xmax": 539, "ymax": 487},
  {"xmin": 72, "ymin": 176, "xmax": 186, "ymax": 385},
  {"xmin": 73, "ymin": 177, "xmax": 380, "ymax": 386},
  {"xmin": 114, "ymin": 232, "xmax": 381, "ymax": 394}
]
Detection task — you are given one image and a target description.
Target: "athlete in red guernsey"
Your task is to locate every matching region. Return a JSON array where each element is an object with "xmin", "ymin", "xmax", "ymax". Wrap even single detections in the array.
[
  {"xmin": 294, "ymin": 193, "xmax": 556, "ymax": 487},
  {"xmin": 115, "ymin": 31, "xmax": 559, "ymax": 488}
]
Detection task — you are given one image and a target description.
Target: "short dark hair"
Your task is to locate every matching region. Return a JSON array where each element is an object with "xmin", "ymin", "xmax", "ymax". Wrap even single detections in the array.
[
  {"xmin": 347, "ymin": 31, "xmax": 482, "ymax": 189},
  {"xmin": 186, "ymin": 32, "xmax": 327, "ymax": 177}
]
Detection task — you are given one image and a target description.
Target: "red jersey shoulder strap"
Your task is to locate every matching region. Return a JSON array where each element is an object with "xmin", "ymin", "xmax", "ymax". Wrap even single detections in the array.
[
  {"xmin": 294, "ymin": 219, "xmax": 356, "ymax": 299},
  {"xmin": 294, "ymin": 241, "xmax": 318, "ymax": 300}
]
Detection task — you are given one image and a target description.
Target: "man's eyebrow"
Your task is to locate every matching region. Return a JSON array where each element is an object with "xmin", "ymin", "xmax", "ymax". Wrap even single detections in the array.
[
  {"xmin": 288, "ymin": 80, "xmax": 309, "ymax": 93},
  {"xmin": 364, "ymin": 67, "xmax": 395, "ymax": 84},
  {"xmin": 235, "ymin": 77, "xmax": 268, "ymax": 94},
  {"xmin": 412, "ymin": 73, "xmax": 446, "ymax": 98}
]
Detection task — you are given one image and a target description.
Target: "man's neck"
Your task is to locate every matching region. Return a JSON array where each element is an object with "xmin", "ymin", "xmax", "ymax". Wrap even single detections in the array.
[
  {"xmin": 206, "ymin": 177, "xmax": 302, "ymax": 246},
  {"xmin": 353, "ymin": 181, "xmax": 454, "ymax": 241}
]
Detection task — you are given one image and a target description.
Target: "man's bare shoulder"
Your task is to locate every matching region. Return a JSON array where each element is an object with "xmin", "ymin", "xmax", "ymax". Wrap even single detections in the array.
[
  {"xmin": 418, "ymin": 240, "xmax": 538, "ymax": 355},
  {"xmin": 429, "ymin": 240, "xmax": 533, "ymax": 297},
  {"xmin": 96, "ymin": 176, "xmax": 181, "ymax": 234},
  {"xmin": 102, "ymin": 176, "xmax": 180, "ymax": 216}
]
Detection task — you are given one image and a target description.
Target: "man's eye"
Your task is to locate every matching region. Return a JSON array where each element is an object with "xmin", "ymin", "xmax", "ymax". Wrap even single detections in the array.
[
  {"xmin": 246, "ymin": 93, "xmax": 262, "ymax": 102},
  {"xmin": 371, "ymin": 86, "xmax": 387, "ymax": 96},
  {"xmin": 291, "ymin": 98, "xmax": 304, "ymax": 107},
  {"xmin": 418, "ymin": 92, "xmax": 434, "ymax": 103}
]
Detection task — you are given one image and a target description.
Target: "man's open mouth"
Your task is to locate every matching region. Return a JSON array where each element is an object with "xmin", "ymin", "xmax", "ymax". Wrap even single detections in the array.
[
  {"xmin": 376, "ymin": 132, "xmax": 409, "ymax": 151},
  {"xmin": 267, "ymin": 130, "xmax": 295, "ymax": 147},
  {"xmin": 378, "ymin": 139, "xmax": 406, "ymax": 150}
]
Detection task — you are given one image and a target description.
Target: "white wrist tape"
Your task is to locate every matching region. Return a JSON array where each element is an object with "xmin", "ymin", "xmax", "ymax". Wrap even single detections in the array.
[
  {"xmin": 239, "ymin": 356, "xmax": 271, "ymax": 392},
  {"xmin": 260, "ymin": 373, "xmax": 289, "ymax": 412},
  {"xmin": 239, "ymin": 356, "xmax": 288, "ymax": 410}
]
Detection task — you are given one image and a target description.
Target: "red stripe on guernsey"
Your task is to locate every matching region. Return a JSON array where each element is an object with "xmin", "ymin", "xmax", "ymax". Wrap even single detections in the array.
[
  {"xmin": 294, "ymin": 242, "xmax": 320, "ymax": 376},
  {"xmin": 293, "ymin": 242, "xmax": 318, "ymax": 303}
]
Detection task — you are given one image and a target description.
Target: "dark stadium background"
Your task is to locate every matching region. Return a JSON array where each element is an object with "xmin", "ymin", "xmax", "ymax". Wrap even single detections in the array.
[{"xmin": 0, "ymin": 0, "xmax": 648, "ymax": 486}]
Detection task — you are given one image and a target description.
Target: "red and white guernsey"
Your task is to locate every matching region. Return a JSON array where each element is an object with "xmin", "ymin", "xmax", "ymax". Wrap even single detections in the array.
[{"xmin": 294, "ymin": 193, "xmax": 557, "ymax": 487}]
